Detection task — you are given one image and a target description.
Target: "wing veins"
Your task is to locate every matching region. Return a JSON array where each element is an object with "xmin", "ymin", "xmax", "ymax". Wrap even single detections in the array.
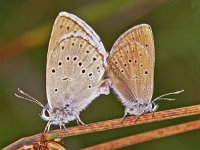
[{"xmin": 109, "ymin": 61, "xmax": 137, "ymax": 101}]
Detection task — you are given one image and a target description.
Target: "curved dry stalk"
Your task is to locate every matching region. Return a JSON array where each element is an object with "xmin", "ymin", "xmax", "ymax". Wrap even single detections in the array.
[
  {"xmin": 3, "ymin": 104, "xmax": 200, "ymax": 150},
  {"xmin": 82, "ymin": 119, "xmax": 200, "ymax": 150}
]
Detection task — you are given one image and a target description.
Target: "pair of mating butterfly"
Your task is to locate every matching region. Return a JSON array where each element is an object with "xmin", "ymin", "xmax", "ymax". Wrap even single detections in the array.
[{"xmin": 15, "ymin": 12, "xmax": 183, "ymax": 132}]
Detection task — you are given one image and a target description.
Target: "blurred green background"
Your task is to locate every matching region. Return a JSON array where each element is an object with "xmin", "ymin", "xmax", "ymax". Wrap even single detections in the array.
[{"xmin": 0, "ymin": 0, "xmax": 200, "ymax": 149}]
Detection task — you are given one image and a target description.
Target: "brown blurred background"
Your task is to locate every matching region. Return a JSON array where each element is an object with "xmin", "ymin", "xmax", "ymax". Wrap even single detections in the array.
[{"xmin": 0, "ymin": 0, "xmax": 200, "ymax": 149}]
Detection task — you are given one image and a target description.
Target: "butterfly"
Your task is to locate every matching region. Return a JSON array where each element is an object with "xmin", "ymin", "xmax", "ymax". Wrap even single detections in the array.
[
  {"xmin": 107, "ymin": 24, "xmax": 183, "ymax": 120},
  {"xmin": 15, "ymin": 12, "xmax": 110, "ymax": 131}
]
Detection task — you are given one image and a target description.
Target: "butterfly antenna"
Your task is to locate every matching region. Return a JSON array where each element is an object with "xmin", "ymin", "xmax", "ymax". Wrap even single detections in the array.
[
  {"xmin": 15, "ymin": 88, "xmax": 44, "ymax": 108},
  {"xmin": 152, "ymin": 90, "xmax": 184, "ymax": 102}
]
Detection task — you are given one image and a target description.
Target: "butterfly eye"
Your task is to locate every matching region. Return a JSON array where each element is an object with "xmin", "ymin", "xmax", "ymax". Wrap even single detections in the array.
[
  {"xmin": 44, "ymin": 109, "xmax": 50, "ymax": 117},
  {"xmin": 145, "ymin": 71, "xmax": 148, "ymax": 75}
]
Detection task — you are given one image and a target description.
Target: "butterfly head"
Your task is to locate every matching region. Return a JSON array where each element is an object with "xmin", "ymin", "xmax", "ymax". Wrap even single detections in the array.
[
  {"xmin": 125, "ymin": 101, "xmax": 158, "ymax": 116},
  {"xmin": 40, "ymin": 103, "xmax": 77, "ymax": 125}
]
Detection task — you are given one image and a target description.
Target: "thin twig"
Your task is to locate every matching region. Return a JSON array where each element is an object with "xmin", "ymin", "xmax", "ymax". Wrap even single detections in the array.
[
  {"xmin": 3, "ymin": 104, "xmax": 200, "ymax": 150},
  {"xmin": 82, "ymin": 119, "xmax": 200, "ymax": 150}
]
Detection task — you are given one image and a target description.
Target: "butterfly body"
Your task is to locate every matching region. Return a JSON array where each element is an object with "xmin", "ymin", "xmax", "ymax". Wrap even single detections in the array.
[
  {"xmin": 122, "ymin": 100, "xmax": 158, "ymax": 116},
  {"xmin": 41, "ymin": 103, "xmax": 77, "ymax": 125}
]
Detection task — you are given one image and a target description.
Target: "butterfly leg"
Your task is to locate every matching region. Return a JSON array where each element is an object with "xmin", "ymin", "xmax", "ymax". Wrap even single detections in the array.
[
  {"xmin": 151, "ymin": 111, "xmax": 155, "ymax": 117},
  {"xmin": 60, "ymin": 124, "xmax": 67, "ymax": 132},
  {"xmin": 121, "ymin": 110, "xmax": 128, "ymax": 124},
  {"xmin": 150, "ymin": 102, "xmax": 158, "ymax": 117},
  {"xmin": 134, "ymin": 115, "xmax": 140, "ymax": 123},
  {"xmin": 59, "ymin": 123, "xmax": 67, "ymax": 130},
  {"xmin": 134, "ymin": 109, "xmax": 145, "ymax": 123},
  {"xmin": 44, "ymin": 121, "xmax": 50, "ymax": 132},
  {"xmin": 62, "ymin": 124, "xmax": 67, "ymax": 130},
  {"xmin": 47, "ymin": 122, "xmax": 53, "ymax": 131},
  {"xmin": 76, "ymin": 119, "xmax": 80, "ymax": 125},
  {"xmin": 76, "ymin": 115, "xmax": 85, "ymax": 125},
  {"xmin": 44, "ymin": 121, "xmax": 52, "ymax": 132}
]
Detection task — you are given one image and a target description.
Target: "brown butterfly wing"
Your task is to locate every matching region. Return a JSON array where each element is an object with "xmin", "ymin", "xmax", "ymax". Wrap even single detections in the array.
[
  {"xmin": 112, "ymin": 24, "xmax": 154, "ymax": 59},
  {"xmin": 46, "ymin": 12, "xmax": 108, "ymax": 108},
  {"xmin": 108, "ymin": 24, "xmax": 154, "ymax": 103},
  {"xmin": 47, "ymin": 12, "xmax": 106, "ymax": 61}
]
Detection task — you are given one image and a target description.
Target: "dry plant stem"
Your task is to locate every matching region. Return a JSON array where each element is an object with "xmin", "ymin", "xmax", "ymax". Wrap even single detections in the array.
[
  {"xmin": 3, "ymin": 104, "xmax": 200, "ymax": 150},
  {"xmin": 82, "ymin": 119, "xmax": 200, "ymax": 150}
]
